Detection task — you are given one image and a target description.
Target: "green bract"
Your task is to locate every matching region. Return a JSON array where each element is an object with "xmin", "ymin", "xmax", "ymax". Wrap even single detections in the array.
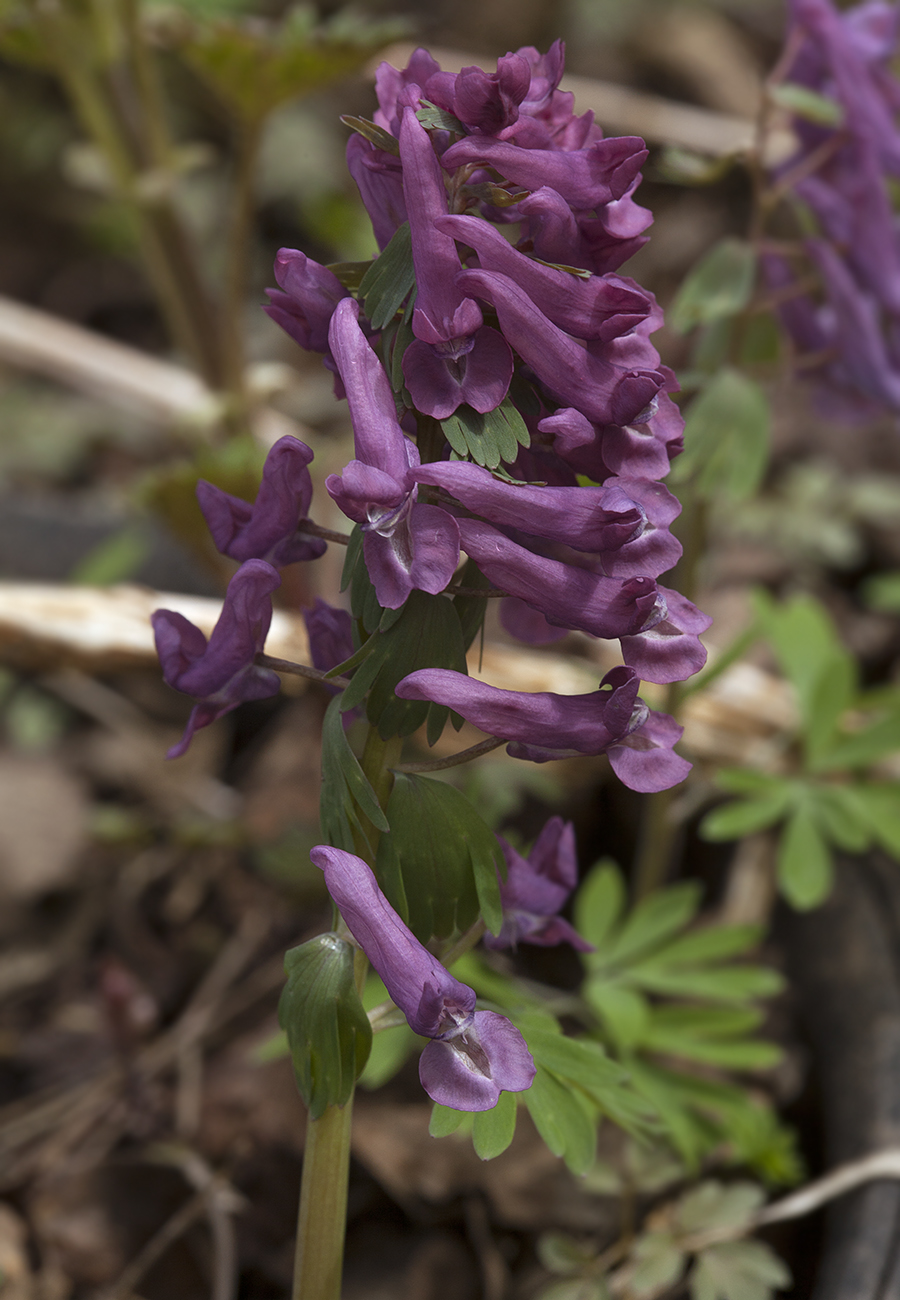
[{"xmin": 278, "ymin": 933, "xmax": 372, "ymax": 1119}]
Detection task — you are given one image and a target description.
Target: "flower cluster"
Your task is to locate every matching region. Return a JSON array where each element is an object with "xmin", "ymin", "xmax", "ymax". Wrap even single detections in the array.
[
  {"xmin": 765, "ymin": 0, "xmax": 900, "ymax": 415},
  {"xmin": 151, "ymin": 40, "xmax": 711, "ymax": 1115},
  {"xmin": 264, "ymin": 40, "xmax": 706, "ymax": 790}
]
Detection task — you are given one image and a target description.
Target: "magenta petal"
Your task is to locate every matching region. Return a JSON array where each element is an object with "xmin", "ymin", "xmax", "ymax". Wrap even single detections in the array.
[
  {"xmin": 500, "ymin": 598, "xmax": 568, "ymax": 645},
  {"xmin": 403, "ymin": 338, "xmax": 466, "ymax": 418},
  {"xmin": 395, "ymin": 666, "xmax": 644, "ymax": 757},
  {"xmin": 418, "ymin": 1011, "xmax": 535, "ymax": 1110},
  {"xmin": 460, "ymin": 327, "xmax": 514, "ymax": 412},
  {"xmin": 415, "ymin": 460, "xmax": 647, "ymax": 553},
  {"xmin": 608, "ymin": 711, "xmax": 691, "ymax": 792}
]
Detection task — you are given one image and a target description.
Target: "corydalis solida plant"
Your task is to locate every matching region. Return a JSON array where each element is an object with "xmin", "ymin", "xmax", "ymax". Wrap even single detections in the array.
[{"xmin": 152, "ymin": 39, "xmax": 710, "ymax": 1298}]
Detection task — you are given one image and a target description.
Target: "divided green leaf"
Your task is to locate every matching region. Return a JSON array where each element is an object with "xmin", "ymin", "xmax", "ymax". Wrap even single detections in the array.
[
  {"xmin": 669, "ymin": 238, "xmax": 757, "ymax": 334},
  {"xmin": 340, "ymin": 114, "xmax": 400, "ymax": 155},
  {"xmin": 415, "ymin": 99, "xmax": 467, "ymax": 134},
  {"xmin": 441, "ymin": 398, "xmax": 530, "ymax": 469}
]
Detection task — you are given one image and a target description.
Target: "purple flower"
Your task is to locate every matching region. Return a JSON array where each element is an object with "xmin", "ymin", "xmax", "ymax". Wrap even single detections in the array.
[
  {"xmin": 263, "ymin": 250, "xmax": 349, "ymax": 355},
  {"xmin": 540, "ymin": 397, "xmax": 684, "ymax": 483},
  {"xmin": 152, "ymin": 560, "xmax": 281, "ymax": 758},
  {"xmin": 395, "ymin": 665, "xmax": 691, "ymax": 791},
  {"xmin": 311, "ymin": 845, "xmax": 535, "ymax": 1110},
  {"xmin": 485, "ymin": 818, "xmax": 593, "ymax": 952},
  {"xmin": 441, "ymin": 134, "xmax": 648, "ymax": 210},
  {"xmin": 455, "ymin": 517, "xmax": 664, "ymax": 641},
  {"xmin": 435, "ymin": 214, "xmax": 652, "ymax": 342},
  {"xmin": 397, "ymin": 108, "xmax": 513, "ymax": 418},
  {"xmin": 303, "ymin": 598, "xmax": 354, "ymax": 674},
  {"xmin": 414, "ymin": 460, "xmax": 681, "ymax": 575},
  {"xmin": 346, "ymin": 134, "xmax": 407, "ymax": 251},
  {"xmin": 325, "ymin": 298, "xmax": 460, "ymax": 608},
  {"xmin": 425, "ymin": 52, "xmax": 532, "ymax": 134},
  {"xmin": 455, "ymin": 268, "xmax": 664, "ymax": 427},
  {"xmin": 514, "ymin": 185, "xmax": 651, "ymax": 276},
  {"xmin": 196, "ymin": 436, "xmax": 326, "ymax": 567}
]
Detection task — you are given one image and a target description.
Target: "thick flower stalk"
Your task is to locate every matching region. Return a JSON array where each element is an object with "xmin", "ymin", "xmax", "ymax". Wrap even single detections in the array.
[
  {"xmin": 764, "ymin": 0, "xmax": 900, "ymax": 414},
  {"xmin": 311, "ymin": 845, "xmax": 535, "ymax": 1110}
]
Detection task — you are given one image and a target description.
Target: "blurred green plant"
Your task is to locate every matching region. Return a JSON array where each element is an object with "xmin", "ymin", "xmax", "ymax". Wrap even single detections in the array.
[{"xmin": 700, "ymin": 591, "xmax": 900, "ymax": 908}]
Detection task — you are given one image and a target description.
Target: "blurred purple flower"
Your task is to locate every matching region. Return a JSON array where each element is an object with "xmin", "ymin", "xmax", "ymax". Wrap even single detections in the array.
[
  {"xmin": 196, "ymin": 436, "xmax": 326, "ymax": 567},
  {"xmin": 152, "ymin": 560, "xmax": 281, "ymax": 758},
  {"xmin": 311, "ymin": 845, "xmax": 535, "ymax": 1110},
  {"xmin": 485, "ymin": 818, "xmax": 593, "ymax": 952}
]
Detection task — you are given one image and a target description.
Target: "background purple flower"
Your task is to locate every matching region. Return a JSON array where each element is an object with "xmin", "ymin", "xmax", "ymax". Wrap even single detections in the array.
[{"xmin": 152, "ymin": 559, "xmax": 281, "ymax": 758}]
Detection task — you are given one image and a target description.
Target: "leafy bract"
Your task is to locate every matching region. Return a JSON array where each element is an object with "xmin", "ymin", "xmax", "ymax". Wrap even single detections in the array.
[
  {"xmin": 278, "ymin": 933, "xmax": 372, "ymax": 1118},
  {"xmin": 376, "ymin": 773, "xmax": 501, "ymax": 939},
  {"xmin": 359, "ymin": 220, "xmax": 415, "ymax": 330},
  {"xmin": 319, "ymin": 695, "xmax": 389, "ymax": 855}
]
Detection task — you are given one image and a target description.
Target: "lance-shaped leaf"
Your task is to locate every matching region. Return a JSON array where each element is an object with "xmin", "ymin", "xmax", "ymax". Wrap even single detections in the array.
[
  {"xmin": 278, "ymin": 933, "xmax": 372, "ymax": 1118},
  {"xmin": 319, "ymin": 695, "xmax": 390, "ymax": 855}
]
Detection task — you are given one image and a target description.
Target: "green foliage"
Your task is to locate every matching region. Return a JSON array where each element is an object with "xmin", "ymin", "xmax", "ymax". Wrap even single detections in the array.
[
  {"xmin": 278, "ymin": 933, "xmax": 372, "ymax": 1118},
  {"xmin": 690, "ymin": 1239, "xmax": 791, "ymax": 1300},
  {"xmin": 358, "ymin": 220, "xmax": 415, "ymax": 330},
  {"xmin": 698, "ymin": 591, "xmax": 900, "ymax": 909},
  {"xmin": 669, "ymin": 238, "xmax": 757, "ymax": 335},
  {"xmin": 358, "ymin": 972, "xmax": 419, "ymax": 1089},
  {"xmin": 319, "ymin": 695, "xmax": 389, "ymax": 856},
  {"xmin": 177, "ymin": 6, "xmax": 400, "ymax": 124},
  {"xmin": 376, "ymin": 774, "xmax": 502, "ymax": 939},
  {"xmin": 864, "ymin": 570, "xmax": 900, "ymax": 613},
  {"xmin": 672, "ymin": 368, "xmax": 770, "ymax": 502},
  {"xmin": 338, "ymin": 589, "xmax": 468, "ymax": 741},
  {"xmin": 441, "ymin": 399, "xmax": 531, "ymax": 469},
  {"xmin": 472, "ymin": 1089, "xmax": 517, "ymax": 1159},
  {"xmin": 768, "ymin": 81, "xmax": 844, "ymax": 127},
  {"xmin": 574, "ymin": 860, "xmax": 789, "ymax": 1174},
  {"xmin": 70, "ymin": 525, "xmax": 151, "ymax": 585},
  {"xmin": 415, "ymin": 100, "xmax": 467, "ymax": 134}
]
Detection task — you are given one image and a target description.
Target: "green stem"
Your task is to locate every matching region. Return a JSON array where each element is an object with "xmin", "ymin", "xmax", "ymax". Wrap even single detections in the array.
[
  {"xmin": 291, "ymin": 725, "xmax": 399, "ymax": 1300},
  {"xmin": 293, "ymin": 1097, "xmax": 354, "ymax": 1300}
]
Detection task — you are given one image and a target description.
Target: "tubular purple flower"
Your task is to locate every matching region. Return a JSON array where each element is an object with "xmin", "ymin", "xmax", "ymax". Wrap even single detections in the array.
[
  {"xmin": 455, "ymin": 268, "xmax": 664, "ymax": 426},
  {"xmin": 414, "ymin": 460, "xmax": 680, "ymax": 574},
  {"xmin": 441, "ymin": 135, "xmax": 648, "ymax": 210},
  {"xmin": 326, "ymin": 299, "xmax": 460, "ymax": 607},
  {"xmin": 538, "ymin": 398, "xmax": 684, "ymax": 483},
  {"xmin": 515, "ymin": 186, "xmax": 650, "ymax": 275},
  {"xmin": 424, "ymin": 52, "xmax": 532, "ymax": 134},
  {"xmin": 435, "ymin": 213, "xmax": 651, "ymax": 341},
  {"xmin": 302, "ymin": 598, "xmax": 354, "ymax": 675},
  {"xmin": 346, "ymin": 134, "xmax": 407, "ymax": 251},
  {"xmin": 485, "ymin": 818, "xmax": 594, "ymax": 952},
  {"xmin": 311, "ymin": 845, "xmax": 535, "ymax": 1110},
  {"xmin": 152, "ymin": 560, "xmax": 281, "ymax": 758},
  {"xmin": 399, "ymin": 107, "xmax": 483, "ymax": 347},
  {"xmin": 196, "ymin": 436, "xmax": 326, "ymax": 567},
  {"xmin": 456, "ymin": 517, "xmax": 663, "ymax": 640},
  {"xmin": 619, "ymin": 586, "xmax": 710, "ymax": 683},
  {"xmin": 263, "ymin": 250, "xmax": 349, "ymax": 354},
  {"xmin": 396, "ymin": 664, "xmax": 690, "ymax": 790}
]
